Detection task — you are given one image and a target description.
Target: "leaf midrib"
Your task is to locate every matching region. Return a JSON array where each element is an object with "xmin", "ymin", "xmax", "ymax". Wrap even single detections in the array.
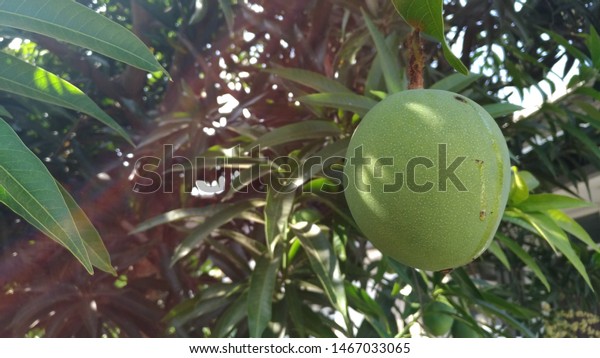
[{"xmin": 0, "ymin": 8, "xmax": 154, "ymax": 69}]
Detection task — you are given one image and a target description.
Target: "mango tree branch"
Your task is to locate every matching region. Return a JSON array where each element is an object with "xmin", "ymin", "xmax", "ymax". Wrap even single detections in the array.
[{"xmin": 406, "ymin": 29, "xmax": 424, "ymax": 90}]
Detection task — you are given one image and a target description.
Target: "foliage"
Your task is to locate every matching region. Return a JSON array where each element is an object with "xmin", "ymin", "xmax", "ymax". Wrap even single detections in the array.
[{"xmin": 0, "ymin": 0, "xmax": 599, "ymax": 338}]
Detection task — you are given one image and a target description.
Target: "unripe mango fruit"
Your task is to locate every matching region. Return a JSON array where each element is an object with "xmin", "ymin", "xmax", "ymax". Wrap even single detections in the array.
[
  {"xmin": 343, "ymin": 89, "xmax": 510, "ymax": 271},
  {"xmin": 423, "ymin": 300, "xmax": 456, "ymax": 336}
]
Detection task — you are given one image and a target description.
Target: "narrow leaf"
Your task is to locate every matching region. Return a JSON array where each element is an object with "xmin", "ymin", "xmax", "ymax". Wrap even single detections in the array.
[
  {"xmin": 264, "ymin": 185, "xmax": 295, "ymax": 253},
  {"xmin": 482, "ymin": 103, "xmax": 523, "ymax": 118},
  {"xmin": 130, "ymin": 204, "xmax": 234, "ymax": 234},
  {"xmin": 0, "ymin": 118, "xmax": 92, "ymax": 273},
  {"xmin": 487, "ymin": 240, "xmax": 510, "ymax": 270},
  {"xmin": 247, "ymin": 254, "xmax": 281, "ymax": 337},
  {"xmin": 362, "ymin": 10, "xmax": 405, "ymax": 93},
  {"xmin": 290, "ymin": 222, "xmax": 347, "ymax": 315},
  {"xmin": 0, "ymin": 52, "xmax": 132, "ymax": 144},
  {"xmin": 0, "ymin": 104, "xmax": 11, "ymax": 118},
  {"xmin": 391, "ymin": 0, "xmax": 468, "ymax": 74},
  {"xmin": 58, "ymin": 184, "xmax": 115, "ymax": 275},
  {"xmin": 298, "ymin": 93, "xmax": 378, "ymax": 118},
  {"xmin": 585, "ymin": 26, "xmax": 600, "ymax": 67},
  {"xmin": 546, "ymin": 209, "xmax": 600, "ymax": 251},
  {"xmin": 214, "ymin": 293, "xmax": 248, "ymax": 337},
  {"xmin": 509, "ymin": 166, "xmax": 529, "ymax": 206},
  {"xmin": 218, "ymin": 0, "xmax": 235, "ymax": 34},
  {"xmin": 430, "ymin": 73, "xmax": 481, "ymax": 92},
  {"xmin": 247, "ymin": 120, "xmax": 341, "ymax": 150},
  {"xmin": 523, "ymin": 212, "xmax": 593, "ymax": 290},
  {"xmin": 516, "ymin": 193, "xmax": 595, "ymax": 212},
  {"xmin": 496, "ymin": 233, "xmax": 550, "ymax": 291},
  {"xmin": 267, "ymin": 68, "xmax": 351, "ymax": 94},
  {"xmin": 0, "ymin": 0, "xmax": 166, "ymax": 75},
  {"xmin": 172, "ymin": 200, "xmax": 265, "ymax": 264}
]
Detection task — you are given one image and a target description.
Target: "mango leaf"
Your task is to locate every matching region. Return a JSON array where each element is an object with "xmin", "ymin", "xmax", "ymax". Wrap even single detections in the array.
[
  {"xmin": 482, "ymin": 103, "xmax": 523, "ymax": 119},
  {"xmin": 290, "ymin": 222, "xmax": 348, "ymax": 322},
  {"xmin": 248, "ymin": 253, "xmax": 281, "ymax": 337},
  {"xmin": 264, "ymin": 185, "xmax": 295, "ymax": 253},
  {"xmin": 518, "ymin": 170, "xmax": 540, "ymax": 191},
  {"xmin": 267, "ymin": 68, "xmax": 351, "ymax": 94},
  {"xmin": 130, "ymin": 204, "xmax": 235, "ymax": 234},
  {"xmin": 0, "ymin": 104, "xmax": 11, "ymax": 118},
  {"xmin": 546, "ymin": 209, "xmax": 600, "ymax": 252},
  {"xmin": 546, "ymin": 30, "xmax": 590, "ymax": 65},
  {"xmin": 218, "ymin": 0, "xmax": 235, "ymax": 34},
  {"xmin": 562, "ymin": 121, "xmax": 600, "ymax": 161},
  {"xmin": 391, "ymin": 0, "xmax": 468, "ymax": 75},
  {"xmin": 213, "ymin": 292, "xmax": 248, "ymax": 337},
  {"xmin": 522, "ymin": 212, "xmax": 593, "ymax": 290},
  {"xmin": 430, "ymin": 73, "xmax": 481, "ymax": 92},
  {"xmin": 585, "ymin": 26, "xmax": 600, "ymax": 68},
  {"xmin": 58, "ymin": 185, "xmax": 115, "ymax": 275},
  {"xmin": 0, "ymin": 0, "xmax": 166, "ymax": 75},
  {"xmin": 0, "ymin": 118, "xmax": 92, "ymax": 273},
  {"xmin": 0, "ymin": 52, "xmax": 132, "ymax": 144},
  {"xmin": 572, "ymin": 101, "xmax": 600, "ymax": 130},
  {"xmin": 516, "ymin": 193, "xmax": 595, "ymax": 212},
  {"xmin": 472, "ymin": 298, "xmax": 534, "ymax": 337},
  {"xmin": 171, "ymin": 200, "xmax": 265, "ymax": 264},
  {"xmin": 362, "ymin": 9, "xmax": 405, "ymax": 93},
  {"xmin": 297, "ymin": 93, "xmax": 378, "ymax": 118},
  {"xmin": 247, "ymin": 120, "xmax": 341, "ymax": 150},
  {"xmin": 496, "ymin": 233, "xmax": 550, "ymax": 291},
  {"xmin": 487, "ymin": 241, "xmax": 510, "ymax": 270},
  {"xmin": 509, "ymin": 166, "xmax": 529, "ymax": 206}
]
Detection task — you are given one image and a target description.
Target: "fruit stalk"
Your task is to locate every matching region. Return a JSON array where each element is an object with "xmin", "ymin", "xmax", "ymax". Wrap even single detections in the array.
[{"xmin": 407, "ymin": 29, "xmax": 424, "ymax": 90}]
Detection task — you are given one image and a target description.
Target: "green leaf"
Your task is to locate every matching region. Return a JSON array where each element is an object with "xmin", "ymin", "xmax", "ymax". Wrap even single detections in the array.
[
  {"xmin": 546, "ymin": 30, "xmax": 590, "ymax": 65},
  {"xmin": 472, "ymin": 298, "xmax": 535, "ymax": 337},
  {"xmin": 247, "ymin": 253, "xmax": 281, "ymax": 337},
  {"xmin": 267, "ymin": 68, "xmax": 351, "ymax": 94},
  {"xmin": 218, "ymin": 0, "xmax": 235, "ymax": 34},
  {"xmin": 522, "ymin": 212, "xmax": 593, "ymax": 290},
  {"xmin": 264, "ymin": 185, "xmax": 295, "ymax": 253},
  {"xmin": 362, "ymin": 9, "xmax": 405, "ymax": 93},
  {"xmin": 0, "ymin": 0, "xmax": 166, "ymax": 75},
  {"xmin": 546, "ymin": 209, "xmax": 600, "ymax": 252},
  {"xmin": 496, "ymin": 233, "xmax": 550, "ymax": 291},
  {"xmin": 585, "ymin": 26, "xmax": 600, "ymax": 68},
  {"xmin": 58, "ymin": 184, "xmax": 115, "ymax": 275},
  {"xmin": 509, "ymin": 166, "xmax": 529, "ymax": 206},
  {"xmin": 574, "ymin": 100, "xmax": 600, "ymax": 130},
  {"xmin": 482, "ymin": 103, "xmax": 523, "ymax": 119},
  {"xmin": 0, "ymin": 118, "xmax": 92, "ymax": 273},
  {"xmin": 430, "ymin": 73, "xmax": 481, "ymax": 92},
  {"xmin": 562, "ymin": 122, "xmax": 600, "ymax": 161},
  {"xmin": 487, "ymin": 240, "xmax": 510, "ymax": 270},
  {"xmin": 130, "ymin": 204, "xmax": 234, "ymax": 234},
  {"xmin": 516, "ymin": 194, "xmax": 595, "ymax": 212},
  {"xmin": 518, "ymin": 170, "xmax": 540, "ymax": 191},
  {"xmin": 0, "ymin": 104, "xmax": 11, "ymax": 118},
  {"xmin": 213, "ymin": 292, "xmax": 248, "ymax": 337},
  {"xmin": 290, "ymin": 222, "xmax": 348, "ymax": 318},
  {"xmin": 297, "ymin": 93, "xmax": 378, "ymax": 118},
  {"xmin": 391, "ymin": 0, "xmax": 468, "ymax": 75},
  {"xmin": 171, "ymin": 200, "xmax": 265, "ymax": 264},
  {"xmin": 247, "ymin": 120, "xmax": 341, "ymax": 150},
  {"xmin": 0, "ymin": 52, "xmax": 132, "ymax": 144}
]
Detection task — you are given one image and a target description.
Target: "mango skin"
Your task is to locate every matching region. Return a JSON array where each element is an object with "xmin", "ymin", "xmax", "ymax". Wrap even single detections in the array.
[{"xmin": 343, "ymin": 89, "xmax": 510, "ymax": 271}]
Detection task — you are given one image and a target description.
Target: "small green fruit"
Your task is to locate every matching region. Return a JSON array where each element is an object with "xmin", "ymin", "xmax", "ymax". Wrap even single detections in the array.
[
  {"xmin": 451, "ymin": 320, "xmax": 481, "ymax": 338},
  {"xmin": 344, "ymin": 89, "xmax": 510, "ymax": 271},
  {"xmin": 423, "ymin": 300, "xmax": 456, "ymax": 336}
]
